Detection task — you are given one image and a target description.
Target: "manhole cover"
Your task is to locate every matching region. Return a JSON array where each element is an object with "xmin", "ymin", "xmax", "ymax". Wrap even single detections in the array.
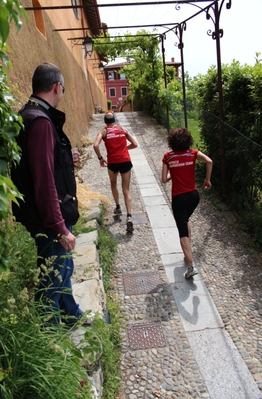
[
  {"xmin": 123, "ymin": 270, "xmax": 163, "ymax": 295},
  {"xmin": 127, "ymin": 321, "xmax": 166, "ymax": 350}
]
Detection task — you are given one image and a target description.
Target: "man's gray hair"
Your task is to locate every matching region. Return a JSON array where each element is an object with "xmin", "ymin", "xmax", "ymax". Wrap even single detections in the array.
[{"xmin": 32, "ymin": 63, "xmax": 64, "ymax": 94}]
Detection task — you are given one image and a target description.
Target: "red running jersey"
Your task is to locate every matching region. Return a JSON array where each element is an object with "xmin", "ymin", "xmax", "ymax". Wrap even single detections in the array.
[
  {"xmin": 103, "ymin": 125, "xmax": 131, "ymax": 164},
  {"xmin": 162, "ymin": 149, "xmax": 199, "ymax": 197}
]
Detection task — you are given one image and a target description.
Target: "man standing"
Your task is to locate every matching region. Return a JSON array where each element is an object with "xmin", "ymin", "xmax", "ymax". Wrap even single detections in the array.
[
  {"xmin": 93, "ymin": 112, "xmax": 138, "ymax": 232},
  {"xmin": 11, "ymin": 63, "xmax": 83, "ymax": 325}
]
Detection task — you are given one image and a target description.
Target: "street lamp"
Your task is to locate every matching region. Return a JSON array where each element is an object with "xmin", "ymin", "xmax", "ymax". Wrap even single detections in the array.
[
  {"xmin": 82, "ymin": 36, "xmax": 94, "ymax": 57},
  {"xmin": 99, "ymin": 62, "xmax": 105, "ymax": 72}
]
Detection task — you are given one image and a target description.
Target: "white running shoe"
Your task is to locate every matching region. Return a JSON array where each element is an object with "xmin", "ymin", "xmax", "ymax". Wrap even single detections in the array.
[{"xmin": 184, "ymin": 265, "xmax": 198, "ymax": 279}]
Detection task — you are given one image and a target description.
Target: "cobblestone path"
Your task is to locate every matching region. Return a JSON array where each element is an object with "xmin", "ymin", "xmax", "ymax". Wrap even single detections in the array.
[{"xmin": 80, "ymin": 112, "xmax": 262, "ymax": 399}]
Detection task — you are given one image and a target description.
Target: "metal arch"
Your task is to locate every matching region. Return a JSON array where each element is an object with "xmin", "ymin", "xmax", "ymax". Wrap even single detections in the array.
[
  {"xmin": 157, "ymin": 0, "xmax": 222, "ymax": 129},
  {"xmin": 157, "ymin": 0, "xmax": 231, "ymax": 196},
  {"xmin": 53, "ymin": 23, "xmax": 183, "ymax": 32},
  {"xmin": 205, "ymin": 0, "xmax": 232, "ymax": 39},
  {"xmin": 25, "ymin": 0, "xmax": 232, "ymax": 190}
]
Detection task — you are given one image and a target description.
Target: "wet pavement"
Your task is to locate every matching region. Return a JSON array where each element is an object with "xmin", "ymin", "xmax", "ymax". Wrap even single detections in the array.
[{"xmin": 80, "ymin": 111, "xmax": 262, "ymax": 399}]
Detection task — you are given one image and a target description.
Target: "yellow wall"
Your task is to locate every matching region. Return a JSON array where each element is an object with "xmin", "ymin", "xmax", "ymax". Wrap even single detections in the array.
[{"xmin": 6, "ymin": 0, "xmax": 107, "ymax": 147}]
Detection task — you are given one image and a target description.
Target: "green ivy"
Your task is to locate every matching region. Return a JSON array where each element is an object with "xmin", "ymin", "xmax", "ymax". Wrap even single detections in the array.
[{"xmin": 0, "ymin": 0, "xmax": 27, "ymax": 272}]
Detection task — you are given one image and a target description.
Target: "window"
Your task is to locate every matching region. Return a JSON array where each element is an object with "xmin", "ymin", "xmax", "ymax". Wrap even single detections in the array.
[
  {"xmin": 32, "ymin": 0, "xmax": 45, "ymax": 36},
  {"xmin": 109, "ymin": 88, "xmax": 116, "ymax": 97},
  {"xmin": 72, "ymin": 0, "xmax": 79, "ymax": 19},
  {"xmin": 121, "ymin": 87, "xmax": 127, "ymax": 96},
  {"xmin": 119, "ymin": 73, "xmax": 126, "ymax": 80},
  {"xmin": 107, "ymin": 72, "xmax": 115, "ymax": 80}
]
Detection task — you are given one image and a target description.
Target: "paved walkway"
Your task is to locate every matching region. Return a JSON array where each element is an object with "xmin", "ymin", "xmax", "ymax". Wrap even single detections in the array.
[{"xmin": 80, "ymin": 112, "xmax": 262, "ymax": 399}]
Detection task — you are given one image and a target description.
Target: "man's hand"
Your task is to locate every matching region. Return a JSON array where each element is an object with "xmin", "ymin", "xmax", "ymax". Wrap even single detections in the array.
[
  {"xmin": 58, "ymin": 231, "xmax": 76, "ymax": 251},
  {"xmin": 72, "ymin": 148, "xmax": 81, "ymax": 166}
]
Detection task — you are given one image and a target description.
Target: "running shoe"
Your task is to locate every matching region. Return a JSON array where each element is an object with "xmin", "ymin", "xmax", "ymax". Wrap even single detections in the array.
[
  {"xmin": 126, "ymin": 216, "xmax": 134, "ymax": 232},
  {"xmin": 114, "ymin": 206, "xmax": 122, "ymax": 215},
  {"xmin": 184, "ymin": 265, "xmax": 198, "ymax": 279}
]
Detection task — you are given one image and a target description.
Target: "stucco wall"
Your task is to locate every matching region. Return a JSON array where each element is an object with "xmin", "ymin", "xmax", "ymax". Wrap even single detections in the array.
[{"xmin": 6, "ymin": 0, "xmax": 107, "ymax": 147}]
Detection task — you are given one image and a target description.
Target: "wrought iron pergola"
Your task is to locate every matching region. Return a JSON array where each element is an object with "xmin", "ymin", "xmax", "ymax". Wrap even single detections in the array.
[{"xmin": 25, "ymin": 0, "xmax": 232, "ymax": 195}]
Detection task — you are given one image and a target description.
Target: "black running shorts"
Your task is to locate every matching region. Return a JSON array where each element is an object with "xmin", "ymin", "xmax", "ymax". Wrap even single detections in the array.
[{"xmin": 107, "ymin": 161, "xmax": 133, "ymax": 174}]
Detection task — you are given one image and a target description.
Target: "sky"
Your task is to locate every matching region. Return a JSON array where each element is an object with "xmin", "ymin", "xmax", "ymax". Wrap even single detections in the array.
[{"xmin": 96, "ymin": 0, "xmax": 262, "ymax": 77}]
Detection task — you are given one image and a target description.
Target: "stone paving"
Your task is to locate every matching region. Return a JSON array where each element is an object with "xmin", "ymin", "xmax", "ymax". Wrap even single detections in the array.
[{"xmin": 79, "ymin": 111, "xmax": 262, "ymax": 399}]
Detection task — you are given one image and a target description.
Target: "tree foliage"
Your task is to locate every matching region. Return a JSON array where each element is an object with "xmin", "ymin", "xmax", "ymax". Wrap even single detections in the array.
[
  {"xmin": 195, "ymin": 60, "xmax": 262, "ymax": 210},
  {"xmin": 0, "ymin": 0, "xmax": 26, "ymax": 272},
  {"xmin": 94, "ymin": 30, "xmax": 186, "ymax": 128}
]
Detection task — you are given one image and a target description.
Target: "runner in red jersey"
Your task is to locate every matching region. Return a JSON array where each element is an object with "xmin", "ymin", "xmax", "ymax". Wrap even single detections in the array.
[
  {"xmin": 93, "ymin": 112, "xmax": 138, "ymax": 232},
  {"xmin": 162, "ymin": 127, "xmax": 213, "ymax": 278}
]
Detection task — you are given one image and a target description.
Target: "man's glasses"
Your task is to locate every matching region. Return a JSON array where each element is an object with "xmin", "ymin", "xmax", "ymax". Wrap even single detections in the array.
[{"xmin": 59, "ymin": 82, "xmax": 65, "ymax": 94}]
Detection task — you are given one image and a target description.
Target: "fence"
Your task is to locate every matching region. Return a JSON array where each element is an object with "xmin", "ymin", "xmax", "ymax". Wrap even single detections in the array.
[{"xmin": 198, "ymin": 111, "xmax": 262, "ymax": 246}]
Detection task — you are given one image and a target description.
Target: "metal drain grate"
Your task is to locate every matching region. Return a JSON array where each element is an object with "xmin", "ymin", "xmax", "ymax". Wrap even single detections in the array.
[
  {"xmin": 127, "ymin": 321, "xmax": 166, "ymax": 350},
  {"xmin": 123, "ymin": 270, "xmax": 163, "ymax": 295}
]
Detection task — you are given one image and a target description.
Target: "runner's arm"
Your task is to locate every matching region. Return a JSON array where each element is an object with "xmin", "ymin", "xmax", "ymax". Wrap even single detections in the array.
[
  {"xmin": 197, "ymin": 151, "xmax": 213, "ymax": 189},
  {"xmin": 125, "ymin": 130, "xmax": 138, "ymax": 150},
  {"xmin": 93, "ymin": 129, "xmax": 107, "ymax": 166},
  {"xmin": 162, "ymin": 162, "xmax": 171, "ymax": 183}
]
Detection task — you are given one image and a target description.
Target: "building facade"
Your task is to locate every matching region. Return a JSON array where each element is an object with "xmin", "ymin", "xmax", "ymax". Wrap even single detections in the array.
[
  {"xmin": 104, "ymin": 62, "xmax": 130, "ymax": 111},
  {"xmin": 7, "ymin": 0, "xmax": 107, "ymax": 146},
  {"xmin": 104, "ymin": 58, "xmax": 182, "ymax": 111}
]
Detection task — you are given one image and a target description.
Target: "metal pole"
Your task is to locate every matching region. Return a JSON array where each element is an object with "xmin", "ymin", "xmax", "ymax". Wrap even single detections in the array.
[
  {"xmin": 160, "ymin": 34, "xmax": 170, "ymax": 132},
  {"xmin": 215, "ymin": 1, "xmax": 225, "ymax": 196},
  {"xmin": 24, "ymin": 1, "xmax": 219, "ymax": 11},
  {"xmin": 210, "ymin": 0, "xmax": 231, "ymax": 197},
  {"xmin": 176, "ymin": 23, "xmax": 188, "ymax": 128}
]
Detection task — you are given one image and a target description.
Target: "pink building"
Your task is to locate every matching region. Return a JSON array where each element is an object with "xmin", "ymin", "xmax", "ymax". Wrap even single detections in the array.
[
  {"xmin": 104, "ymin": 58, "xmax": 181, "ymax": 111},
  {"xmin": 104, "ymin": 61, "xmax": 130, "ymax": 110}
]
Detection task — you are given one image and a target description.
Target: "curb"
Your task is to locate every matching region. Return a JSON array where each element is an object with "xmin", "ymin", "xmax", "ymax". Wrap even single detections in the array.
[{"xmin": 71, "ymin": 199, "xmax": 105, "ymax": 399}]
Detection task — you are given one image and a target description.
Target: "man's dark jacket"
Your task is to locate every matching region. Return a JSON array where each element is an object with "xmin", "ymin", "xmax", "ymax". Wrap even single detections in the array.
[{"xmin": 11, "ymin": 96, "xmax": 79, "ymax": 229}]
